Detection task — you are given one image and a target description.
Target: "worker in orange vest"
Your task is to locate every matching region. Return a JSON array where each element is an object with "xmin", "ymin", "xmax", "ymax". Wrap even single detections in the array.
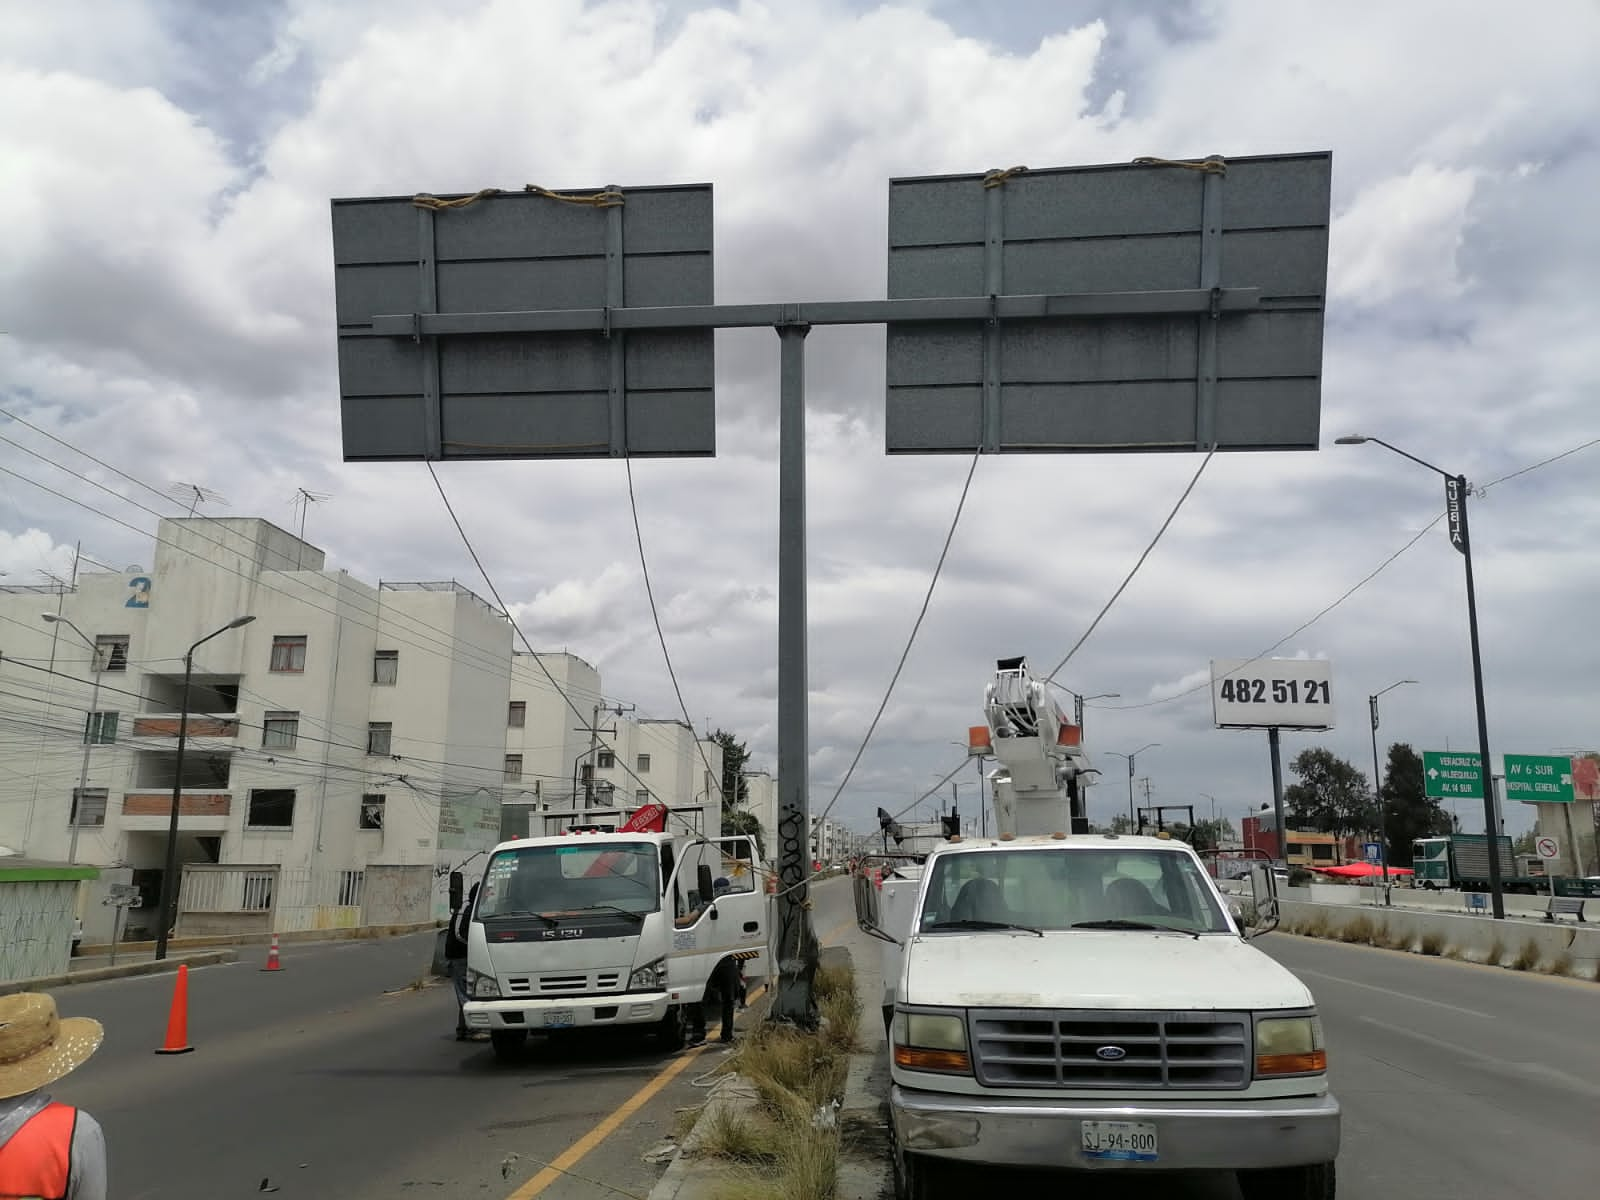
[{"xmin": 0, "ymin": 993, "xmax": 107, "ymax": 1200}]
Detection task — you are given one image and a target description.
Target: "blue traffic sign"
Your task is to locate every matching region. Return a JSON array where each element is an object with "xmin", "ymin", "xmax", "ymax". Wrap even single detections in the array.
[{"xmin": 1363, "ymin": 842, "xmax": 1382, "ymax": 863}]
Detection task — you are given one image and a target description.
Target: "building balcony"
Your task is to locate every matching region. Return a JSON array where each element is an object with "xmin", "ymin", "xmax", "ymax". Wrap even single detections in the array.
[
  {"xmin": 121, "ymin": 791, "xmax": 232, "ymax": 833},
  {"xmin": 130, "ymin": 714, "xmax": 241, "ymax": 743}
]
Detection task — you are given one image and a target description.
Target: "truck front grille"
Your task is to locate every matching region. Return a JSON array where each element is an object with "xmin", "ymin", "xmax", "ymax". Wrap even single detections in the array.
[
  {"xmin": 970, "ymin": 1009, "xmax": 1249, "ymax": 1090},
  {"xmin": 504, "ymin": 972, "xmax": 625, "ymax": 995}
]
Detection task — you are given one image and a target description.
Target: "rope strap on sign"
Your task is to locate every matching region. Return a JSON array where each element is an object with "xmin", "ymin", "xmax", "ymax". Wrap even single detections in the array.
[
  {"xmin": 1132, "ymin": 155, "xmax": 1227, "ymax": 175},
  {"xmin": 982, "ymin": 165, "xmax": 1028, "ymax": 188}
]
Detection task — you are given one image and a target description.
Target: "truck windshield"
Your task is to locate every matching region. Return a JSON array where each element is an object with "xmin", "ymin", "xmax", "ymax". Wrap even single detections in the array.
[
  {"xmin": 917, "ymin": 847, "xmax": 1230, "ymax": 935},
  {"xmin": 477, "ymin": 842, "xmax": 661, "ymax": 919}
]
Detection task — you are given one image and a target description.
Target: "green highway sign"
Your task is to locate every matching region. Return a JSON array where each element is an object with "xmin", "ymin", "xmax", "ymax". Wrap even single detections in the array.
[
  {"xmin": 1503, "ymin": 754, "xmax": 1575, "ymax": 803},
  {"xmin": 1423, "ymin": 750, "xmax": 1483, "ymax": 799}
]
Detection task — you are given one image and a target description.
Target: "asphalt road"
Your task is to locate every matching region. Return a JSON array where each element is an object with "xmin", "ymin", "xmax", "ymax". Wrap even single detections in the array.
[
  {"xmin": 44, "ymin": 895, "xmax": 862, "ymax": 1200},
  {"xmin": 39, "ymin": 885, "xmax": 1598, "ymax": 1200},
  {"xmin": 845, "ymin": 884, "xmax": 1600, "ymax": 1199}
]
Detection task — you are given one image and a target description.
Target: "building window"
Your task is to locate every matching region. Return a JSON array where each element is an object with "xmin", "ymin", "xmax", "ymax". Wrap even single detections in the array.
[
  {"xmin": 366, "ymin": 722, "xmax": 392, "ymax": 756},
  {"xmin": 597, "ymin": 749, "xmax": 615, "ymax": 769},
  {"xmin": 359, "ymin": 794, "xmax": 386, "ymax": 830},
  {"xmin": 83, "ymin": 712, "xmax": 118, "ymax": 745},
  {"xmin": 636, "ymin": 789, "xmax": 651, "ymax": 805},
  {"xmin": 247, "ymin": 789, "xmax": 296, "ymax": 828},
  {"xmin": 373, "ymin": 650, "xmax": 398, "ymax": 685},
  {"xmin": 336, "ymin": 870, "xmax": 364, "ymax": 907},
  {"xmin": 508, "ymin": 701, "xmax": 526, "ymax": 728},
  {"xmin": 262, "ymin": 711, "xmax": 299, "ymax": 750},
  {"xmin": 270, "ymin": 635, "xmax": 307, "ymax": 673},
  {"xmin": 504, "ymin": 754, "xmax": 523, "ymax": 782},
  {"xmin": 636, "ymin": 754, "xmax": 651, "ymax": 772},
  {"xmin": 70, "ymin": 787, "xmax": 108, "ymax": 827},
  {"xmin": 94, "ymin": 635, "xmax": 129, "ymax": 672}
]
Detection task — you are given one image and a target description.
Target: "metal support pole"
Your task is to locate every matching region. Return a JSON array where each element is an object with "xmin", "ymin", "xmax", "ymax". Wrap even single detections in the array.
[
  {"xmin": 773, "ymin": 321, "xmax": 818, "ymax": 1026},
  {"xmin": 1369, "ymin": 696, "xmax": 1389, "ymax": 893},
  {"xmin": 154, "ymin": 651, "xmax": 195, "ymax": 962},
  {"xmin": 67, "ymin": 669, "xmax": 101, "ymax": 867},
  {"xmin": 1127, "ymin": 755, "xmax": 1136, "ymax": 829},
  {"xmin": 1454, "ymin": 477, "xmax": 1505, "ymax": 919},
  {"xmin": 1269, "ymin": 727, "xmax": 1286, "ymax": 867}
]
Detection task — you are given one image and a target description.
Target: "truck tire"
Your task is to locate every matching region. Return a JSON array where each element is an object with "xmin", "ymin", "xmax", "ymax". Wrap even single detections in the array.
[
  {"xmin": 655, "ymin": 1006, "xmax": 686, "ymax": 1052},
  {"xmin": 892, "ymin": 1141, "xmax": 937, "ymax": 1200},
  {"xmin": 490, "ymin": 1030, "xmax": 528, "ymax": 1062},
  {"xmin": 1238, "ymin": 1161, "xmax": 1335, "ymax": 1200}
]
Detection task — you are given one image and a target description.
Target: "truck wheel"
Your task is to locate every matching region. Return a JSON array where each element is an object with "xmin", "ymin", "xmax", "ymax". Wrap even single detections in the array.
[
  {"xmin": 655, "ymin": 1006, "xmax": 686, "ymax": 1052},
  {"xmin": 892, "ymin": 1143, "xmax": 937, "ymax": 1200},
  {"xmin": 1238, "ymin": 1161, "xmax": 1335, "ymax": 1200},
  {"xmin": 489, "ymin": 1030, "xmax": 528, "ymax": 1062}
]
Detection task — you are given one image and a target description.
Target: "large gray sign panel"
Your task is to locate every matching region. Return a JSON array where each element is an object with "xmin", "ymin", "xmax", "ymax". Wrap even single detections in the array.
[
  {"xmin": 884, "ymin": 152, "xmax": 1331, "ymax": 454},
  {"xmin": 332, "ymin": 184, "xmax": 715, "ymax": 460}
]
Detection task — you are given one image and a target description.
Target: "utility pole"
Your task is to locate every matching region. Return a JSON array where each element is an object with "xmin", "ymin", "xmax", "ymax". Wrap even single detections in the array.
[{"xmin": 573, "ymin": 700, "xmax": 632, "ymax": 806}]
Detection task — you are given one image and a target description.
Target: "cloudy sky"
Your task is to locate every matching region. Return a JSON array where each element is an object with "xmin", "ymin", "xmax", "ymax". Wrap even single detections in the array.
[{"xmin": 3, "ymin": 0, "xmax": 1596, "ymax": 839}]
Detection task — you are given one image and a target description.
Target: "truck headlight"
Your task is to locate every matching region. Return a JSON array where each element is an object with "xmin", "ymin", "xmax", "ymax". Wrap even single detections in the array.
[
  {"xmin": 892, "ymin": 1010, "xmax": 971, "ymax": 1074},
  {"xmin": 628, "ymin": 957, "xmax": 667, "ymax": 990},
  {"xmin": 1255, "ymin": 1014, "xmax": 1325, "ymax": 1076},
  {"xmin": 467, "ymin": 968, "xmax": 500, "ymax": 999}
]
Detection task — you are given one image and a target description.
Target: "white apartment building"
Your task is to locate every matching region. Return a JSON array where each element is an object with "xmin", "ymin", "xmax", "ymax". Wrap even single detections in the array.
[
  {"xmin": 0, "ymin": 517, "xmax": 726, "ymax": 942},
  {"xmin": 743, "ymin": 770, "xmax": 778, "ymax": 868},
  {"xmin": 537, "ymin": 718, "xmax": 725, "ymax": 841}
]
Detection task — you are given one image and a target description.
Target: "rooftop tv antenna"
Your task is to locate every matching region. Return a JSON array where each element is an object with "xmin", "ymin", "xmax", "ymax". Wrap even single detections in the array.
[
  {"xmin": 290, "ymin": 488, "xmax": 332, "ymax": 567},
  {"xmin": 169, "ymin": 482, "xmax": 228, "ymax": 516}
]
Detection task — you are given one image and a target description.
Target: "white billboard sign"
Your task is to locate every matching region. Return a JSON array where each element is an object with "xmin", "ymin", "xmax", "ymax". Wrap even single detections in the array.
[{"xmin": 1211, "ymin": 658, "xmax": 1334, "ymax": 730}]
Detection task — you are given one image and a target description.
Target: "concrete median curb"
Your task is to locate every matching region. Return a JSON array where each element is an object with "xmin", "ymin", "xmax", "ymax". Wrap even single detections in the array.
[
  {"xmin": 77, "ymin": 920, "xmax": 440, "ymax": 958},
  {"xmin": 1, "ymin": 950, "xmax": 238, "ymax": 996}
]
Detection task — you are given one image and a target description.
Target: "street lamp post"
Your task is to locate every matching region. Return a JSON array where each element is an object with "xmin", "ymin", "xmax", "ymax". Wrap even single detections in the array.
[
  {"xmin": 1368, "ymin": 679, "xmax": 1417, "ymax": 894},
  {"xmin": 155, "ymin": 616, "xmax": 255, "ymax": 961},
  {"xmin": 1338, "ymin": 431, "xmax": 1505, "ymax": 918},
  {"xmin": 1072, "ymin": 692, "xmax": 1121, "ymax": 738},
  {"xmin": 1104, "ymin": 744, "xmax": 1160, "ymax": 830},
  {"xmin": 41, "ymin": 616, "xmax": 104, "ymax": 866}
]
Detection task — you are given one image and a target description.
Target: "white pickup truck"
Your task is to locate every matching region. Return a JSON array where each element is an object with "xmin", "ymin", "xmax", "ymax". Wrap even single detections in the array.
[{"xmin": 860, "ymin": 833, "xmax": 1339, "ymax": 1199}]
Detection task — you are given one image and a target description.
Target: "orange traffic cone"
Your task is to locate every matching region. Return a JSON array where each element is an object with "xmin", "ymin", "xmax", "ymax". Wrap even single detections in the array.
[
  {"xmin": 261, "ymin": 934, "xmax": 284, "ymax": 972},
  {"xmin": 155, "ymin": 963, "xmax": 195, "ymax": 1055}
]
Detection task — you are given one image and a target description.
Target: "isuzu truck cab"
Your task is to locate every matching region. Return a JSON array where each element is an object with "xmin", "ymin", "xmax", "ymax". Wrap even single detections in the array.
[{"xmin": 459, "ymin": 828, "xmax": 766, "ymax": 1060}]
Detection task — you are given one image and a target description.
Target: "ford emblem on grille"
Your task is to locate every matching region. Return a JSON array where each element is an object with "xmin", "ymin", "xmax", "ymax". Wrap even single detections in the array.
[{"xmin": 1095, "ymin": 1045, "xmax": 1127, "ymax": 1061}]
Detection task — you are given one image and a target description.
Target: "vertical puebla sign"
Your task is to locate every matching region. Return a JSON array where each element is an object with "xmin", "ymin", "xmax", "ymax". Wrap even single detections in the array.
[{"xmin": 1445, "ymin": 477, "xmax": 1467, "ymax": 556}]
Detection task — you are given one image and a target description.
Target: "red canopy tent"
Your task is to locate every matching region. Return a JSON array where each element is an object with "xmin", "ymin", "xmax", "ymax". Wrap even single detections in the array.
[{"xmin": 1312, "ymin": 861, "xmax": 1413, "ymax": 878}]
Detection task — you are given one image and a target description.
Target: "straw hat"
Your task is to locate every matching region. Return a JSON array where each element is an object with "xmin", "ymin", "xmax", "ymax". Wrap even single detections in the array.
[{"xmin": 0, "ymin": 994, "xmax": 104, "ymax": 1100}]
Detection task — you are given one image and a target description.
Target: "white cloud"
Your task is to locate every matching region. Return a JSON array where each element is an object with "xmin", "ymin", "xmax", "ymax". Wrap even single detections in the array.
[{"xmin": 1, "ymin": 0, "xmax": 1597, "ymax": 836}]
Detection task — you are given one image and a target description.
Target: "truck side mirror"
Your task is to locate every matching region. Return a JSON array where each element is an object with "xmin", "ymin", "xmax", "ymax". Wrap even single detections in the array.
[
  {"xmin": 697, "ymin": 864, "xmax": 715, "ymax": 908},
  {"xmin": 448, "ymin": 871, "xmax": 464, "ymax": 913},
  {"xmin": 853, "ymin": 860, "xmax": 903, "ymax": 946},
  {"xmin": 1243, "ymin": 863, "xmax": 1280, "ymax": 938}
]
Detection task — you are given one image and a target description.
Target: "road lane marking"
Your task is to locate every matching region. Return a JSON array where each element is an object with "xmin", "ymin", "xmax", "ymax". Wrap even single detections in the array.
[
  {"xmin": 501, "ymin": 900, "xmax": 856, "ymax": 1199},
  {"xmin": 1356, "ymin": 1017, "xmax": 1600, "ymax": 1101},
  {"xmin": 1292, "ymin": 966, "xmax": 1494, "ymax": 1018},
  {"xmin": 504, "ymin": 1042, "xmax": 708, "ymax": 1199}
]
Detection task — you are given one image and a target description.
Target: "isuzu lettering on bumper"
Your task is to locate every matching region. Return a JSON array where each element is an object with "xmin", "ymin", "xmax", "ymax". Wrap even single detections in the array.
[
  {"xmin": 892, "ymin": 1087, "xmax": 1340, "ymax": 1171},
  {"xmin": 463, "ymin": 992, "xmax": 670, "ymax": 1029}
]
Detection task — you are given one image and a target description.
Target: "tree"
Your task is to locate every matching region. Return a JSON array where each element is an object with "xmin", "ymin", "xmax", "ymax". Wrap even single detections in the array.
[
  {"xmin": 1108, "ymin": 814, "xmax": 1135, "ymax": 834},
  {"xmin": 1379, "ymin": 742, "xmax": 1453, "ymax": 865},
  {"xmin": 708, "ymin": 728, "xmax": 750, "ymax": 807},
  {"xmin": 1284, "ymin": 747, "xmax": 1376, "ymax": 839},
  {"xmin": 1188, "ymin": 817, "xmax": 1236, "ymax": 851},
  {"xmin": 722, "ymin": 807, "xmax": 765, "ymax": 861}
]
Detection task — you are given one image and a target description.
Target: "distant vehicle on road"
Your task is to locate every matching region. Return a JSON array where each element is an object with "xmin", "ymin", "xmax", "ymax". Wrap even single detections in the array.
[{"xmin": 1413, "ymin": 834, "xmax": 1546, "ymax": 895}]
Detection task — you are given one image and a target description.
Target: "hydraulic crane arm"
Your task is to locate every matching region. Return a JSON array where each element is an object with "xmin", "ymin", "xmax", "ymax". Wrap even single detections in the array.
[{"xmin": 970, "ymin": 657, "xmax": 1095, "ymax": 837}]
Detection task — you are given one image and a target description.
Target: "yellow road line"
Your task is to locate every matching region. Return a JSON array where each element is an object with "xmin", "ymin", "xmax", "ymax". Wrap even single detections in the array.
[
  {"xmin": 505, "ymin": 1042, "xmax": 708, "ymax": 1199},
  {"xmin": 503, "ymin": 898, "xmax": 857, "ymax": 1199}
]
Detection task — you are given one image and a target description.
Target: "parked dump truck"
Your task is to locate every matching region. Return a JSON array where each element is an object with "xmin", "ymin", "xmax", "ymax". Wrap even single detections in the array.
[{"xmin": 1411, "ymin": 833, "xmax": 1544, "ymax": 894}]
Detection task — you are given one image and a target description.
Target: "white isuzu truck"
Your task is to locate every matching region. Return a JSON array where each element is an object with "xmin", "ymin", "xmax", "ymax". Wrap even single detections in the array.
[
  {"xmin": 857, "ymin": 658, "xmax": 1340, "ymax": 1199},
  {"xmin": 457, "ymin": 827, "xmax": 767, "ymax": 1060}
]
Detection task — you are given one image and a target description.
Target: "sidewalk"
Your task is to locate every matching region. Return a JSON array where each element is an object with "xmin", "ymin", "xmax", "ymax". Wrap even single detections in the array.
[{"xmin": 1, "ymin": 948, "xmax": 237, "ymax": 996}]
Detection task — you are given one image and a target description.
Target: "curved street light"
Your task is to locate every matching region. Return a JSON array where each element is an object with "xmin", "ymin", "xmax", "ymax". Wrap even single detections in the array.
[
  {"xmin": 1337, "ymin": 430, "xmax": 1505, "ymax": 917},
  {"xmin": 1103, "ymin": 742, "xmax": 1161, "ymax": 829},
  {"xmin": 155, "ymin": 615, "xmax": 255, "ymax": 961}
]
